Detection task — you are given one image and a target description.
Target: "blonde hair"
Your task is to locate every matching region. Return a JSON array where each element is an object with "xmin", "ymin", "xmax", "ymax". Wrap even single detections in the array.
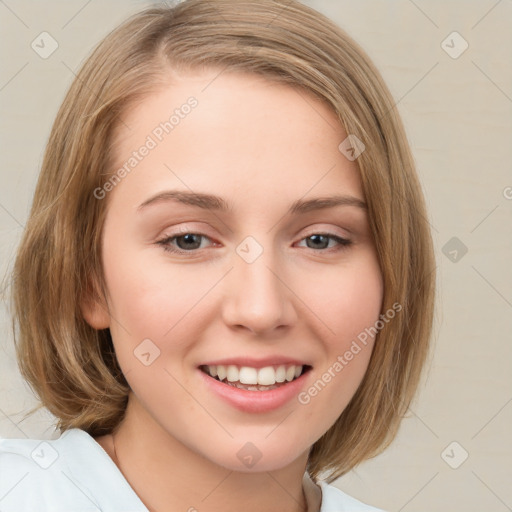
[{"xmin": 11, "ymin": 0, "xmax": 435, "ymax": 483}]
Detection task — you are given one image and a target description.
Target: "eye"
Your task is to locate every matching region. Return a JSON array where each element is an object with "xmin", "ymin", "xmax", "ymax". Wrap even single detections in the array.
[
  {"xmin": 295, "ymin": 233, "xmax": 352, "ymax": 252},
  {"xmin": 157, "ymin": 233, "xmax": 213, "ymax": 254},
  {"xmin": 156, "ymin": 232, "xmax": 352, "ymax": 255}
]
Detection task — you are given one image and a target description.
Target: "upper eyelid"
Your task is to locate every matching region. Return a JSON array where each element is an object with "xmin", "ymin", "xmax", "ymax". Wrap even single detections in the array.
[{"xmin": 157, "ymin": 221, "xmax": 352, "ymax": 238}]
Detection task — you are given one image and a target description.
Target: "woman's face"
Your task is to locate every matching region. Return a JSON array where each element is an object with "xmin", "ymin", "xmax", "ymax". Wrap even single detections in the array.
[{"xmin": 85, "ymin": 69, "xmax": 383, "ymax": 472}]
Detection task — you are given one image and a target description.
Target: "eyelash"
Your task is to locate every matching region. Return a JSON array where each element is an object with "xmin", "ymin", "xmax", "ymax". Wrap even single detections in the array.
[{"xmin": 156, "ymin": 232, "xmax": 352, "ymax": 255}]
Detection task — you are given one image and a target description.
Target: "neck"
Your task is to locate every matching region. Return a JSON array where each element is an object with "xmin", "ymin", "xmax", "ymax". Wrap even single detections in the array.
[{"xmin": 106, "ymin": 392, "xmax": 321, "ymax": 512}]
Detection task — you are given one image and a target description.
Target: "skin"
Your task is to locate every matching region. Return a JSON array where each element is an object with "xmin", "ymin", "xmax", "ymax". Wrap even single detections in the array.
[{"xmin": 83, "ymin": 69, "xmax": 383, "ymax": 512}]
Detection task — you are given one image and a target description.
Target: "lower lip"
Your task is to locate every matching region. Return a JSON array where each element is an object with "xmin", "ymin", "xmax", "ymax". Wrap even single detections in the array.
[{"xmin": 198, "ymin": 368, "xmax": 310, "ymax": 413}]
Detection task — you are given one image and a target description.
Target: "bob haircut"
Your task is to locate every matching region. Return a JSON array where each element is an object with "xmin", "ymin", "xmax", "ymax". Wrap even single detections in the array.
[{"xmin": 11, "ymin": 0, "xmax": 436, "ymax": 483}]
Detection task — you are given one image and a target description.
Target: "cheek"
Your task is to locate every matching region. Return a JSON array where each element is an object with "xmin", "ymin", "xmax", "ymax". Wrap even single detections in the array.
[
  {"xmin": 310, "ymin": 248, "xmax": 384, "ymax": 343},
  {"xmin": 101, "ymin": 253, "xmax": 208, "ymax": 402},
  {"xmin": 100, "ymin": 231, "xmax": 215, "ymax": 378},
  {"xmin": 102, "ymin": 238, "xmax": 205, "ymax": 334},
  {"xmin": 332, "ymin": 252, "xmax": 383, "ymax": 370},
  {"xmin": 297, "ymin": 250, "xmax": 383, "ymax": 421}
]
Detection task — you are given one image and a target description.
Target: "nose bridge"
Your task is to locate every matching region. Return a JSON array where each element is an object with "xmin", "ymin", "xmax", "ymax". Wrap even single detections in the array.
[{"xmin": 222, "ymin": 235, "xmax": 294, "ymax": 333}]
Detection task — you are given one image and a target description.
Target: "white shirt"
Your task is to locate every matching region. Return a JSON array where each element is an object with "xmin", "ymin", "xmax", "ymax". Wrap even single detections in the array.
[{"xmin": 0, "ymin": 428, "xmax": 385, "ymax": 511}]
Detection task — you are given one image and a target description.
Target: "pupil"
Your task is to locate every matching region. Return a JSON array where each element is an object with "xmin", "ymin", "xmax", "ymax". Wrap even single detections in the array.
[
  {"xmin": 308, "ymin": 234, "xmax": 327, "ymax": 249},
  {"xmin": 178, "ymin": 234, "xmax": 201, "ymax": 250}
]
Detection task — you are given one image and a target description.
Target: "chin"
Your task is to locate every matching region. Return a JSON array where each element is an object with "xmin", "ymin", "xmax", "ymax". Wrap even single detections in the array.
[{"xmin": 202, "ymin": 438, "xmax": 308, "ymax": 473}]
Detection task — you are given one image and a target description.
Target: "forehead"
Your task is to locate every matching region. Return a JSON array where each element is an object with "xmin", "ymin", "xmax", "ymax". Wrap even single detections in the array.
[{"xmin": 107, "ymin": 69, "xmax": 364, "ymax": 209}]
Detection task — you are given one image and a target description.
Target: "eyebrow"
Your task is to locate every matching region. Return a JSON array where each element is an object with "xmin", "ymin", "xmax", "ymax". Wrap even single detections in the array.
[{"xmin": 137, "ymin": 190, "xmax": 367, "ymax": 215}]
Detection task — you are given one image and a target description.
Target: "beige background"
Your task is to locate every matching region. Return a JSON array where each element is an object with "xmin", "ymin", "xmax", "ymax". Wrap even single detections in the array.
[{"xmin": 1, "ymin": 1, "xmax": 511, "ymax": 510}]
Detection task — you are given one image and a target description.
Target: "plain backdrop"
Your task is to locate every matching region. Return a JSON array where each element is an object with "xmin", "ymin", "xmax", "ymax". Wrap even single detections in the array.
[{"xmin": 1, "ymin": 1, "xmax": 511, "ymax": 511}]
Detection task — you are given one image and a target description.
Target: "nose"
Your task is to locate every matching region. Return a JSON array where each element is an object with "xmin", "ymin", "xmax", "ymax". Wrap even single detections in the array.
[{"xmin": 221, "ymin": 246, "xmax": 297, "ymax": 335}]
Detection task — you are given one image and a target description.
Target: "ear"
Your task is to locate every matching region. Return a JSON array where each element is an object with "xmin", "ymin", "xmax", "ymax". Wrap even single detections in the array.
[{"xmin": 80, "ymin": 275, "xmax": 111, "ymax": 330}]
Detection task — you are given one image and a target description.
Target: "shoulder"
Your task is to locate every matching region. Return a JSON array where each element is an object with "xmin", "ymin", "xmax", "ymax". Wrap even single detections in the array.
[
  {"xmin": 0, "ymin": 428, "xmax": 94, "ymax": 476},
  {"xmin": 319, "ymin": 480, "xmax": 387, "ymax": 512},
  {"xmin": 0, "ymin": 432, "xmax": 63, "ymax": 483},
  {"xmin": 0, "ymin": 428, "xmax": 147, "ymax": 511},
  {"xmin": 0, "ymin": 430, "xmax": 85, "ymax": 510}
]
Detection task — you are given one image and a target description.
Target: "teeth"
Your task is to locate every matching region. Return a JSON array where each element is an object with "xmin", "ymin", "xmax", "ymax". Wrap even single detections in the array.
[
  {"xmin": 226, "ymin": 365, "xmax": 239, "ymax": 382},
  {"xmin": 239, "ymin": 366, "xmax": 258, "ymax": 384},
  {"xmin": 202, "ymin": 364, "xmax": 305, "ymax": 385},
  {"xmin": 257, "ymin": 366, "xmax": 275, "ymax": 386},
  {"xmin": 216, "ymin": 365, "xmax": 226, "ymax": 381},
  {"xmin": 275, "ymin": 366, "xmax": 286, "ymax": 383},
  {"xmin": 227, "ymin": 381, "xmax": 280, "ymax": 391}
]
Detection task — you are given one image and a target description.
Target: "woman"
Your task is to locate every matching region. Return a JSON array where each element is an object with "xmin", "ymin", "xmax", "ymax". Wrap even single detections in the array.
[{"xmin": 2, "ymin": 1, "xmax": 435, "ymax": 510}]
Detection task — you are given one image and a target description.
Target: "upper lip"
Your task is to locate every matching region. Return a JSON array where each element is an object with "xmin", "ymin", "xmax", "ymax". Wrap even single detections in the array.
[{"xmin": 198, "ymin": 356, "xmax": 311, "ymax": 369}]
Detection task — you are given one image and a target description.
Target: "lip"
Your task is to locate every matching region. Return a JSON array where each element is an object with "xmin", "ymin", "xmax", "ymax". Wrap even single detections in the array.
[
  {"xmin": 197, "ymin": 366, "xmax": 312, "ymax": 413},
  {"xmin": 199, "ymin": 356, "xmax": 309, "ymax": 369}
]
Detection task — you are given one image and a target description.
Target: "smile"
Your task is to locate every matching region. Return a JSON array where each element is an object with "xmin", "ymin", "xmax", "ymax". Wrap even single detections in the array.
[
  {"xmin": 199, "ymin": 364, "xmax": 310, "ymax": 390},
  {"xmin": 197, "ymin": 362, "xmax": 313, "ymax": 413}
]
